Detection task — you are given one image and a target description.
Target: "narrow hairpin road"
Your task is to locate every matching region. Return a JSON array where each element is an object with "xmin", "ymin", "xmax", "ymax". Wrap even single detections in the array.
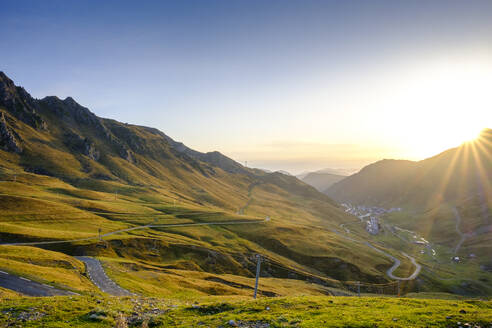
[
  {"xmin": 364, "ymin": 242, "xmax": 421, "ymax": 280},
  {"xmin": 0, "ymin": 270, "xmax": 77, "ymax": 296},
  {"xmin": 76, "ymin": 257, "xmax": 132, "ymax": 296}
]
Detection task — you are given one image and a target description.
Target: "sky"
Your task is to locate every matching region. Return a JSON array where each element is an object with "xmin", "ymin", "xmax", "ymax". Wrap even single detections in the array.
[{"xmin": 1, "ymin": 0, "xmax": 491, "ymax": 174}]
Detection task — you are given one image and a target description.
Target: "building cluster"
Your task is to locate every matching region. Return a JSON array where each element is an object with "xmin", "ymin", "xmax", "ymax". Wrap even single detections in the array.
[{"xmin": 341, "ymin": 203, "xmax": 400, "ymax": 235}]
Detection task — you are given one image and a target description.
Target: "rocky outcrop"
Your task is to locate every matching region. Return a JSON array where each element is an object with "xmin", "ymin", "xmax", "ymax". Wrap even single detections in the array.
[
  {"xmin": 0, "ymin": 112, "xmax": 22, "ymax": 153},
  {"xmin": 63, "ymin": 131, "xmax": 100, "ymax": 161},
  {"xmin": 0, "ymin": 72, "xmax": 47, "ymax": 130},
  {"xmin": 40, "ymin": 96, "xmax": 103, "ymax": 127}
]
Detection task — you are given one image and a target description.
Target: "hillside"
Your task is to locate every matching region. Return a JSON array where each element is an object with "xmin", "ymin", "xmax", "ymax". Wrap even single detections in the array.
[
  {"xmin": 0, "ymin": 71, "xmax": 408, "ymax": 298},
  {"xmin": 326, "ymin": 130, "xmax": 491, "ymax": 210},
  {"xmin": 300, "ymin": 171, "xmax": 346, "ymax": 192},
  {"xmin": 326, "ymin": 130, "xmax": 492, "ymax": 274}
]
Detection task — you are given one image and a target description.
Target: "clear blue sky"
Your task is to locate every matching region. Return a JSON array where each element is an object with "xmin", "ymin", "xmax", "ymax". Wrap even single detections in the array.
[{"xmin": 1, "ymin": 0, "xmax": 491, "ymax": 173}]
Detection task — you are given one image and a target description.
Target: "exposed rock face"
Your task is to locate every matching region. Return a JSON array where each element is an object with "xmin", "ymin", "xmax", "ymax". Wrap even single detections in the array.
[
  {"xmin": 0, "ymin": 72, "xmax": 47, "ymax": 130},
  {"xmin": 0, "ymin": 112, "xmax": 22, "ymax": 153},
  {"xmin": 63, "ymin": 131, "xmax": 100, "ymax": 161},
  {"xmin": 40, "ymin": 96, "xmax": 103, "ymax": 127}
]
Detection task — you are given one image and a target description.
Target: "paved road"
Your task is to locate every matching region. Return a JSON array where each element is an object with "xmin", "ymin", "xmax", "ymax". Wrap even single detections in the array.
[
  {"xmin": 0, "ymin": 219, "xmax": 268, "ymax": 247},
  {"xmin": 364, "ymin": 242, "xmax": 421, "ymax": 280},
  {"xmin": 76, "ymin": 257, "xmax": 133, "ymax": 296},
  {"xmin": 0, "ymin": 270, "xmax": 76, "ymax": 296},
  {"xmin": 0, "ymin": 219, "xmax": 268, "ymax": 295}
]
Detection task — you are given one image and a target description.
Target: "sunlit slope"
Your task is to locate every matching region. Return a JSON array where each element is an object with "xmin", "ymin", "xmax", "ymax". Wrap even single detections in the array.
[
  {"xmin": 326, "ymin": 129, "xmax": 491, "ymax": 211},
  {"xmin": 0, "ymin": 71, "xmax": 397, "ymax": 295},
  {"xmin": 326, "ymin": 129, "xmax": 492, "ymax": 277}
]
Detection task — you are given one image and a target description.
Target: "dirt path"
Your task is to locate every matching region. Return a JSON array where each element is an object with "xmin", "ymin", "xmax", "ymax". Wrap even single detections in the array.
[
  {"xmin": 452, "ymin": 207, "xmax": 466, "ymax": 254},
  {"xmin": 238, "ymin": 181, "xmax": 260, "ymax": 215}
]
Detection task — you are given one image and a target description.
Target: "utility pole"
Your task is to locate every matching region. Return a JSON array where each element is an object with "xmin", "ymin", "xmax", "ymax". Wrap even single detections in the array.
[
  {"xmin": 253, "ymin": 254, "xmax": 261, "ymax": 299},
  {"xmin": 397, "ymin": 280, "xmax": 401, "ymax": 297},
  {"xmin": 98, "ymin": 228, "xmax": 102, "ymax": 242},
  {"xmin": 357, "ymin": 281, "xmax": 360, "ymax": 297}
]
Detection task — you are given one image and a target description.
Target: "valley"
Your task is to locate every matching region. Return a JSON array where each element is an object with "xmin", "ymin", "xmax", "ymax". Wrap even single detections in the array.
[{"xmin": 0, "ymin": 71, "xmax": 490, "ymax": 327}]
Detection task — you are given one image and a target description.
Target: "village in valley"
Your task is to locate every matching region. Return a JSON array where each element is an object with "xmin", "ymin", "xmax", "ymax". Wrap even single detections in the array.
[{"xmin": 341, "ymin": 203, "xmax": 401, "ymax": 235}]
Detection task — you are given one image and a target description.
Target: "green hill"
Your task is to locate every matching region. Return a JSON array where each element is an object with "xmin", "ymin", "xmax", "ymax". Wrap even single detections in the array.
[
  {"xmin": 0, "ymin": 71, "xmax": 400, "ymax": 297},
  {"xmin": 1, "ymin": 71, "xmax": 490, "ymax": 299},
  {"xmin": 326, "ymin": 129, "xmax": 492, "ymax": 278},
  {"xmin": 326, "ymin": 130, "xmax": 491, "ymax": 210}
]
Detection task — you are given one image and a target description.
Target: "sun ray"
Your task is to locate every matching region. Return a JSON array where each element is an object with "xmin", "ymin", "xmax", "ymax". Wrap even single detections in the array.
[
  {"xmin": 469, "ymin": 140, "xmax": 492, "ymax": 222},
  {"xmin": 424, "ymin": 145, "xmax": 464, "ymax": 210}
]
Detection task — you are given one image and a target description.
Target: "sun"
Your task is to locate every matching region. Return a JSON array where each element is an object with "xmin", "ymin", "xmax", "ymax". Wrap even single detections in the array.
[{"xmin": 452, "ymin": 125, "xmax": 483, "ymax": 144}]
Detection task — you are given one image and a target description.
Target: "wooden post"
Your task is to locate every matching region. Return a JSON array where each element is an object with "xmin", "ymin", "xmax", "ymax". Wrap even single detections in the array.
[{"xmin": 357, "ymin": 281, "xmax": 360, "ymax": 297}]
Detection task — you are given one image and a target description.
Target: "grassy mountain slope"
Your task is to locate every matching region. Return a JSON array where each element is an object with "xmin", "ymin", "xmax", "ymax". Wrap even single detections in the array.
[
  {"xmin": 326, "ymin": 130, "xmax": 491, "ymax": 211},
  {"xmin": 0, "ymin": 71, "xmax": 403, "ymax": 297},
  {"xmin": 326, "ymin": 130, "xmax": 492, "ymax": 285}
]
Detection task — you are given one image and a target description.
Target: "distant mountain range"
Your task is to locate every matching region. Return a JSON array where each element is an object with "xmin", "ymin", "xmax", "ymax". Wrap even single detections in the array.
[
  {"xmin": 298, "ymin": 171, "xmax": 346, "ymax": 192},
  {"xmin": 297, "ymin": 167, "xmax": 357, "ymax": 180},
  {"xmin": 296, "ymin": 168, "xmax": 357, "ymax": 192}
]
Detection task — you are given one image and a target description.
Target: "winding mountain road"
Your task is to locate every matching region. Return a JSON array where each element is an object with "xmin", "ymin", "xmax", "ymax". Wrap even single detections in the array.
[
  {"xmin": 0, "ymin": 219, "xmax": 268, "ymax": 247},
  {"xmin": 364, "ymin": 243, "xmax": 421, "ymax": 280},
  {"xmin": 333, "ymin": 225, "xmax": 421, "ymax": 281},
  {"xmin": 76, "ymin": 257, "xmax": 132, "ymax": 296},
  {"xmin": 0, "ymin": 270, "xmax": 76, "ymax": 296},
  {"xmin": 0, "ymin": 219, "xmax": 269, "ymax": 295}
]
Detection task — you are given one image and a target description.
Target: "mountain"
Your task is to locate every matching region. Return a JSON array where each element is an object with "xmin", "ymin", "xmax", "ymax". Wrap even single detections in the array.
[
  {"xmin": 300, "ymin": 172, "xmax": 346, "ymax": 192},
  {"xmin": 297, "ymin": 168, "xmax": 354, "ymax": 192},
  {"xmin": 326, "ymin": 131, "xmax": 491, "ymax": 210},
  {"xmin": 0, "ymin": 71, "xmax": 403, "ymax": 297},
  {"xmin": 297, "ymin": 168, "xmax": 356, "ymax": 180},
  {"xmin": 326, "ymin": 131, "xmax": 492, "ymax": 261},
  {"xmin": 2, "ymin": 71, "xmax": 491, "ymax": 298}
]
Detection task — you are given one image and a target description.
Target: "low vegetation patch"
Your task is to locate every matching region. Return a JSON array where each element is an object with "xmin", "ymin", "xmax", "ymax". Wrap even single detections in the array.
[{"xmin": 0, "ymin": 295, "xmax": 491, "ymax": 327}]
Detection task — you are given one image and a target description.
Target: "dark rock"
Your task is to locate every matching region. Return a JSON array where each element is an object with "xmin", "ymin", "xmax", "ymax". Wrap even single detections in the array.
[
  {"xmin": 63, "ymin": 131, "xmax": 100, "ymax": 160},
  {"xmin": 0, "ymin": 72, "xmax": 47, "ymax": 130},
  {"xmin": 0, "ymin": 112, "xmax": 22, "ymax": 153}
]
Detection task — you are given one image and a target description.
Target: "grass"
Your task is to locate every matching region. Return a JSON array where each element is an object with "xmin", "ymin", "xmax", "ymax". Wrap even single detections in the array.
[
  {"xmin": 0, "ymin": 104, "xmax": 490, "ymax": 299},
  {"xmin": 0, "ymin": 246, "xmax": 98, "ymax": 293},
  {"xmin": 0, "ymin": 161, "xmax": 398, "ymax": 297},
  {"xmin": 0, "ymin": 295, "xmax": 490, "ymax": 327}
]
